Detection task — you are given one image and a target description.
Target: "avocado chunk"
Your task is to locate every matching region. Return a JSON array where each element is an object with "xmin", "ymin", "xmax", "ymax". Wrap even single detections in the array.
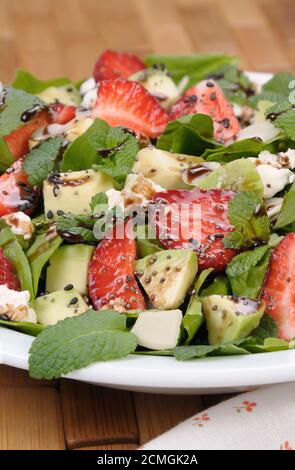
[
  {"xmin": 135, "ymin": 249, "xmax": 198, "ymax": 309},
  {"xmin": 131, "ymin": 309, "xmax": 183, "ymax": 350},
  {"xmin": 37, "ymin": 85, "xmax": 81, "ymax": 106},
  {"xmin": 43, "ymin": 169, "xmax": 114, "ymax": 217},
  {"xmin": 34, "ymin": 289, "xmax": 88, "ymax": 326},
  {"xmin": 130, "ymin": 68, "xmax": 181, "ymax": 110},
  {"xmin": 197, "ymin": 159, "xmax": 264, "ymax": 198},
  {"xmin": 133, "ymin": 147, "xmax": 203, "ymax": 189},
  {"xmin": 46, "ymin": 244, "xmax": 94, "ymax": 295},
  {"xmin": 202, "ymin": 295, "xmax": 265, "ymax": 345}
]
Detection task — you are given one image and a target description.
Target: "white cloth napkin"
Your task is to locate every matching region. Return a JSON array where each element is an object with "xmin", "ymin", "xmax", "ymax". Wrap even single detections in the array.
[{"xmin": 142, "ymin": 383, "xmax": 295, "ymax": 450}]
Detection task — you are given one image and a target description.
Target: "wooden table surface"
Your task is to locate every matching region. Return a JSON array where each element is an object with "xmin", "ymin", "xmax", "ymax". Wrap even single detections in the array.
[{"xmin": 0, "ymin": 0, "xmax": 294, "ymax": 450}]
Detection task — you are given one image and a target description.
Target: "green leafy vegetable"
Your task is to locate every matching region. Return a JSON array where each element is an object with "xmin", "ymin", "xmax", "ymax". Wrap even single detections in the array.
[
  {"xmin": 56, "ymin": 213, "xmax": 96, "ymax": 243},
  {"xmin": 202, "ymin": 138, "xmax": 278, "ymax": 163},
  {"xmin": 23, "ymin": 137, "xmax": 64, "ymax": 187},
  {"xmin": 226, "ymin": 246, "xmax": 270, "ymax": 298},
  {"xmin": 252, "ymin": 315, "xmax": 278, "ymax": 340},
  {"xmin": 90, "ymin": 192, "xmax": 108, "ymax": 211},
  {"xmin": 0, "ymin": 219, "xmax": 33, "ymax": 297},
  {"xmin": 62, "ymin": 119, "xmax": 139, "ymax": 186},
  {"xmin": 26, "ymin": 224, "xmax": 62, "ymax": 296},
  {"xmin": 274, "ymin": 183, "xmax": 295, "ymax": 229},
  {"xmin": 0, "ymin": 320, "xmax": 42, "ymax": 337},
  {"xmin": 182, "ymin": 268, "xmax": 214, "ymax": 345},
  {"xmin": 207, "ymin": 64, "xmax": 256, "ymax": 106},
  {"xmin": 157, "ymin": 114, "xmax": 218, "ymax": 155},
  {"xmin": 135, "ymin": 225, "xmax": 163, "ymax": 258},
  {"xmin": 0, "ymin": 137, "xmax": 14, "ymax": 172},
  {"xmin": 255, "ymin": 72, "xmax": 295, "ymax": 105},
  {"xmin": 12, "ymin": 69, "xmax": 75, "ymax": 94},
  {"xmin": 223, "ymin": 191, "xmax": 270, "ymax": 249},
  {"xmin": 0, "ymin": 86, "xmax": 43, "ymax": 137},
  {"xmin": 29, "ymin": 310, "xmax": 137, "ymax": 379},
  {"xmin": 200, "ymin": 274, "xmax": 231, "ymax": 297},
  {"xmin": 266, "ymin": 101, "xmax": 295, "ymax": 140},
  {"xmin": 145, "ymin": 53, "xmax": 237, "ymax": 89}
]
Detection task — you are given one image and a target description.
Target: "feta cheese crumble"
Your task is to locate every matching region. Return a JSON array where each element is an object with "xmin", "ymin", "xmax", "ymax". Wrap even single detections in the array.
[
  {"xmin": 0, "ymin": 285, "xmax": 36, "ymax": 323},
  {"xmin": 2, "ymin": 212, "xmax": 34, "ymax": 240}
]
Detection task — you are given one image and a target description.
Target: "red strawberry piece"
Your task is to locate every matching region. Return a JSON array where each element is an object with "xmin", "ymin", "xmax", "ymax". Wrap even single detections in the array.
[
  {"xmin": 93, "ymin": 49, "xmax": 145, "ymax": 82},
  {"xmin": 0, "ymin": 248, "xmax": 20, "ymax": 291},
  {"xmin": 49, "ymin": 103, "xmax": 76, "ymax": 124},
  {"xmin": 0, "ymin": 158, "xmax": 39, "ymax": 217},
  {"xmin": 170, "ymin": 79, "xmax": 240, "ymax": 143},
  {"xmin": 88, "ymin": 221, "xmax": 146, "ymax": 311},
  {"xmin": 151, "ymin": 188, "xmax": 238, "ymax": 271},
  {"xmin": 4, "ymin": 110, "xmax": 50, "ymax": 160},
  {"xmin": 260, "ymin": 233, "xmax": 295, "ymax": 341},
  {"xmin": 92, "ymin": 78, "xmax": 169, "ymax": 138}
]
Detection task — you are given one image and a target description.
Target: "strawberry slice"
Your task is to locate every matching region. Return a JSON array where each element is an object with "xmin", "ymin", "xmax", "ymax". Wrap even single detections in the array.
[
  {"xmin": 4, "ymin": 110, "xmax": 50, "ymax": 160},
  {"xmin": 93, "ymin": 49, "xmax": 145, "ymax": 82},
  {"xmin": 170, "ymin": 79, "xmax": 240, "ymax": 143},
  {"xmin": 260, "ymin": 233, "xmax": 295, "ymax": 341},
  {"xmin": 92, "ymin": 78, "xmax": 169, "ymax": 138},
  {"xmin": 0, "ymin": 158, "xmax": 39, "ymax": 217},
  {"xmin": 49, "ymin": 103, "xmax": 76, "ymax": 124},
  {"xmin": 151, "ymin": 188, "xmax": 238, "ymax": 271},
  {"xmin": 88, "ymin": 221, "xmax": 146, "ymax": 311},
  {"xmin": 0, "ymin": 248, "xmax": 20, "ymax": 291}
]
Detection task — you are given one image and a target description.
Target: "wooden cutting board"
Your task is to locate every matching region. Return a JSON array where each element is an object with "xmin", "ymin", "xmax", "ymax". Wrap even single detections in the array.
[{"xmin": 0, "ymin": 0, "xmax": 294, "ymax": 449}]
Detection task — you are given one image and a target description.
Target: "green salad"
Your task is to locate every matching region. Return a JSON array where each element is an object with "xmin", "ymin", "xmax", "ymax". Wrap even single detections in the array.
[{"xmin": 0, "ymin": 50, "xmax": 295, "ymax": 380}]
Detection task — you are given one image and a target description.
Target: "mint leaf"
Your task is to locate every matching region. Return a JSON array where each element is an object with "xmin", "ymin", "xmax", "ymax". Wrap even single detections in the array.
[
  {"xmin": 29, "ymin": 310, "xmax": 138, "ymax": 379},
  {"xmin": 61, "ymin": 119, "xmax": 109, "ymax": 171},
  {"xmin": 0, "ymin": 86, "xmax": 43, "ymax": 137},
  {"xmin": 12, "ymin": 69, "xmax": 74, "ymax": 94},
  {"xmin": 274, "ymin": 182, "xmax": 295, "ymax": 229},
  {"xmin": 62, "ymin": 119, "xmax": 139, "ymax": 186},
  {"xmin": 92, "ymin": 126, "xmax": 139, "ymax": 185},
  {"xmin": 0, "ymin": 136, "xmax": 14, "ymax": 172},
  {"xmin": 0, "ymin": 219, "xmax": 33, "ymax": 297},
  {"xmin": 252, "ymin": 315, "xmax": 278, "ymax": 340},
  {"xmin": 157, "ymin": 114, "xmax": 218, "ymax": 155},
  {"xmin": 23, "ymin": 137, "xmax": 64, "ymax": 187},
  {"xmin": 56, "ymin": 213, "xmax": 96, "ymax": 243},
  {"xmin": 145, "ymin": 54, "xmax": 237, "ymax": 88},
  {"xmin": 255, "ymin": 72, "xmax": 295, "ymax": 104},
  {"xmin": 90, "ymin": 192, "xmax": 108, "ymax": 211},
  {"xmin": 226, "ymin": 246, "xmax": 270, "ymax": 298},
  {"xmin": 266, "ymin": 101, "xmax": 295, "ymax": 140},
  {"xmin": 207, "ymin": 64, "xmax": 256, "ymax": 106},
  {"xmin": 223, "ymin": 191, "xmax": 270, "ymax": 248}
]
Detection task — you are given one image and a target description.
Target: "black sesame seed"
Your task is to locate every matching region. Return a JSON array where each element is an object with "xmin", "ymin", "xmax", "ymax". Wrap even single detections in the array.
[
  {"xmin": 57, "ymin": 209, "xmax": 65, "ymax": 216},
  {"xmin": 47, "ymin": 210, "xmax": 54, "ymax": 219},
  {"xmin": 64, "ymin": 284, "xmax": 74, "ymax": 291},
  {"xmin": 69, "ymin": 297, "xmax": 78, "ymax": 305}
]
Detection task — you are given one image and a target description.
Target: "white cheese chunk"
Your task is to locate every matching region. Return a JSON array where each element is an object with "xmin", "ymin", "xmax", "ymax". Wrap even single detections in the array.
[
  {"xmin": 2, "ymin": 212, "xmax": 34, "ymax": 240},
  {"xmin": 0, "ymin": 285, "xmax": 36, "ymax": 323},
  {"xmin": 131, "ymin": 309, "xmax": 183, "ymax": 350}
]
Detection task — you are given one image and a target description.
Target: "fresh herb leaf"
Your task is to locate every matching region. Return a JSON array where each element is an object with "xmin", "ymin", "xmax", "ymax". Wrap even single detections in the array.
[
  {"xmin": 157, "ymin": 114, "xmax": 218, "ymax": 155},
  {"xmin": 173, "ymin": 338, "xmax": 248, "ymax": 361},
  {"xmin": 0, "ymin": 320, "xmax": 42, "ymax": 337},
  {"xmin": 255, "ymin": 72, "xmax": 295, "ymax": 105},
  {"xmin": 92, "ymin": 126, "xmax": 139, "ymax": 186},
  {"xmin": 0, "ymin": 136, "xmax": 14, "ymax": 172},
  {"xmin": 145, "ymin": 54, "xmax": 237, "ymax": 89},
  {"xmin": 274, "ymin": 182, "xmax": 295, "ymax": 229},
  {"xmin": 207, "ymin": 64, "xmax": 256, "ymax": 106},
  {"xmin": 29, "ymin": 310, "xmax": 137, "ymax": 379},
  {"xmin": 26, "ymin": 224, "xmax": 62, "ymax": 296},
  {"xmin": 182, "ymin": 268, "xmax": 214, "ymax": 345},
  {"xmin": 12, "ymin": 69, "xmax": 75, "ymax": 94},
  {"xmin": 56, "ymin": 213, "xmax": 96, "ymax": 243},
  {"xmin": 223, "ymin": 191, "xmax": 270, "ymax": 249},
  {"xmin": 266, "ymin": 101, "xmax": 295, "ymax": 140},
  {"xmin": 23, "ymin": 137, "xmax": 64, "ymax": 187},
  {"xmin": 226, "ymin": 246, "xmax": 270, "ymax": 298},
  {"xmin": 0, "ymin": 219, "xmax": 33, "ymax": 297},
  {"xmin": 0, "ymin": 86, "xmax": 43, "ymax": 137},
  {"xmin": 252, "ymin": 315, "xmax": 278, "ymax": 340},
  {"xmin": 90, "ymin": 192, "xmax": 108, "ymax": 211}
]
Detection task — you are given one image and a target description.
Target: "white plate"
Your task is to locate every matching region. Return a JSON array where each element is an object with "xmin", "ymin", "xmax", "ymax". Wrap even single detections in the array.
[{"xmin": 2, "ymin": 71, "xmax": 294, "ymax": 395}]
